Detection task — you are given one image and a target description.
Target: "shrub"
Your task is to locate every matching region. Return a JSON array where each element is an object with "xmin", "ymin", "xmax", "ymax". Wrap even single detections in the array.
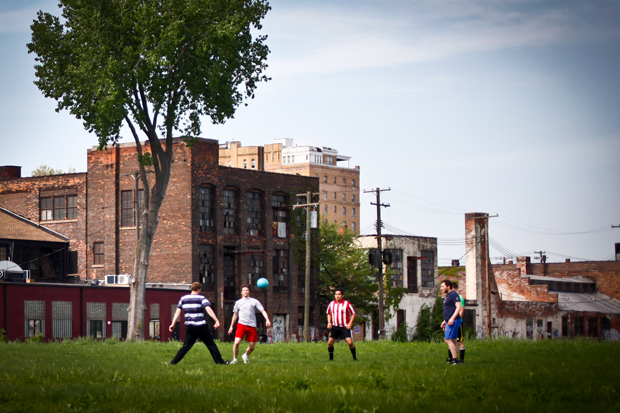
[{"xmin": 391, "ymin": 322, "xmax": 409, "ymax": 342}]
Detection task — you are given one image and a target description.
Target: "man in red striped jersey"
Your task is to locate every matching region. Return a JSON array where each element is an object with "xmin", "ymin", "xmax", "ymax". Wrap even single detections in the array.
[{"xmin": 326, "ymin": 289, "xmax": 357, "ymax": 361}]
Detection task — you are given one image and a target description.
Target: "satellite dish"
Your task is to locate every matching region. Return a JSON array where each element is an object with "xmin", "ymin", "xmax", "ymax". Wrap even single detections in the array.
[{"xmin": 0, "ymin": 260, "xmax": 23, "ymax": 273}]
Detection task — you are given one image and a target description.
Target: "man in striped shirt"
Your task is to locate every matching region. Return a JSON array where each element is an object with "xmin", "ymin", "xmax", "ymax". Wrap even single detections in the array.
[
  {"xmin": 326, "ymin": 289, "xmax": 357, "ymax": 361},
  {"xmin": 169, "ymin": 282, "xmax": 228, "ymax": 365}
]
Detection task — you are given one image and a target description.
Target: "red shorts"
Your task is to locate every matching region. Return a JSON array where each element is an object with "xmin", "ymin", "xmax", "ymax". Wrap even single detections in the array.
[{"xmin": 235, "ymin": 323, "xmax": 258, "ymax": 342}]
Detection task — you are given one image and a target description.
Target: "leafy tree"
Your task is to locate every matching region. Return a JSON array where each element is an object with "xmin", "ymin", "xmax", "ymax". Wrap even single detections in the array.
[
  {"xmin": 31, "ymin": 165, "xmax": 63, "ymax": 176},
  {"xmin": 412, "ymin": 296, "xmax": 445, "ymax": 342},
  {"xmin": 31, "ymin": 165, "xmax": 76, "ymax": 176},
  {"xmin": 28, "ymin": 0, "xmax": 270, "ymax": 340}
]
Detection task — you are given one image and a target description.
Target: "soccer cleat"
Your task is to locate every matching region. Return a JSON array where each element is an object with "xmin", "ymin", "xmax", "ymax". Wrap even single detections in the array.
[
  {"xmin": 242, "ymin": 353, "xmax": 249, "ymax": 364},
  {"xmin": 446, "ymin": 358, "xmax": 453, "ymax": 364},
  {"xmin": 231, "ymin": 359, "xmax": 237, "ymax": 364},
  {"xmin": 451, "ymin": 359, "xmax": 462, "ymax": 365}
]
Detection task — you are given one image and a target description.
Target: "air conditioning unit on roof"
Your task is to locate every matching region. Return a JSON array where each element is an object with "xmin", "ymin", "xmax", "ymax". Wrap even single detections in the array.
[{"xmin": 117, "ymin": 274, "xmax": 131, "ymax": 284}]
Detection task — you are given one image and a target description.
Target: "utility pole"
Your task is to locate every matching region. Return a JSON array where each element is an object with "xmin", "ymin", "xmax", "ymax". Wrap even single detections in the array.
[
  {"xmin": 364, "ymin": 187, "xmax": 390, "ymax": 338},
  {"xmin": 295, "ymin": 191, "xmax": 320, "ymax": 342}
]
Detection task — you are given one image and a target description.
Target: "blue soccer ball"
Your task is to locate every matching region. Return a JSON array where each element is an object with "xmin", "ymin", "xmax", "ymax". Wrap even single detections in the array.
[{"xmin": 257, "ymin": 278, "xmax": 269, "ymax": 289}]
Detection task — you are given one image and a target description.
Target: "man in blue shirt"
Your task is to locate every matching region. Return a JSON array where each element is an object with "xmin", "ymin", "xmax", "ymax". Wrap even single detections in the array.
[
  {"xmin": 441, "ymin": 279, "xmax": 462, "ymax": 365},
  {"xmin": 169, "ymin": 282, "xmax": 228, "ymax": 365}
]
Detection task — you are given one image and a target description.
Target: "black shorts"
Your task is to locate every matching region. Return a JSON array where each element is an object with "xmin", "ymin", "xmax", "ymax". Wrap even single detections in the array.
[
  {"xmin": 329, "ymin": 326, "xmax": 351, "ymax": 340},
  {"xmin": 456, "ymin": 324, "xmax": 465, "ymax": 343}
]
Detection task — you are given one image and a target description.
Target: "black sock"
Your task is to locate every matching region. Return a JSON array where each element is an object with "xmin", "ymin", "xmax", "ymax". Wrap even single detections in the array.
[
  {"xmin": 328, "ymin": 346, "xmax": 334, "ymax": 360},
  {"xmin": 460, "ymin": 348, "xmax": 465, "ymax": 361},
  {"xmin": 350, "ymin": 347, "xmax": 357, "ymax": 360},
  {"xmin": 448, "ymin": 349, "xmax": 453, "ymax": 361}
]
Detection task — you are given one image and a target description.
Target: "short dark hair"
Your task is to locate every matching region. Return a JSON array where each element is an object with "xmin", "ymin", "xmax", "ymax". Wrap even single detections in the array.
[
  {"xmin": 441, "ymin": 279, "xmax": 453, "ymax": 289},
  {"xmin": 241, "ymin": 284, "xmax": 250, "ymax": 290},
  {"xmin": 334, "ymin": 289, "xmax": 344, "ymax": 295},
  {"xmin": 452, "ymin": 281, "xmax": 459, "ymax": 289},
  {"xmin": 191, "ymin": 282, "xmax": 202, "ymax": 291}
]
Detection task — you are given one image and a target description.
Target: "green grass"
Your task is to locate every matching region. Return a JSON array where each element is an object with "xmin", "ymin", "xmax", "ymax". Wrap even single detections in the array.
[{"xmin": 0, "ymin": 338, "xmax": 618, "ymax": 412}]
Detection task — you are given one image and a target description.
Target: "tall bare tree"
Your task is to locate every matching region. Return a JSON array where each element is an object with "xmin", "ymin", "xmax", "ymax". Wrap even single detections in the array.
[{"xmin": 28, "ymin": 0, "xmax": 271, "ymax": 340}]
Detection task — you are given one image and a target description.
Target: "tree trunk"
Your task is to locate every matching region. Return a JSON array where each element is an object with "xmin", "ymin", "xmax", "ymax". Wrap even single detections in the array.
[{"xmin": 126, "ymin": 151, "xmax": 172, "ymax": 341}]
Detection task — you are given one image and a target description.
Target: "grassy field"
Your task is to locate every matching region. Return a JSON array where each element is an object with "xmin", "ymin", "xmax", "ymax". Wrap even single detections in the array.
[{"xmin": 0, "ymin": 338, "xmax": 618, "ymax": 412}]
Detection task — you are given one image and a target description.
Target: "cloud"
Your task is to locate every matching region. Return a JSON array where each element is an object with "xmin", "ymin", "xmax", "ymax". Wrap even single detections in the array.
[{"xmin": 265, "ymin": 0, "xmax": 620, "ymax": 78}]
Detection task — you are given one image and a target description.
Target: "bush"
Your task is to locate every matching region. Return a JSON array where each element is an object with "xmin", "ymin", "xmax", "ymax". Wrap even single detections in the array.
[
  {"xmin": 0, "ymin": 329, "xmax": 6, "ymax": 343},
  {"xmin": 391, "ymin": 322, "xmax": 409, "ymax": 342}
]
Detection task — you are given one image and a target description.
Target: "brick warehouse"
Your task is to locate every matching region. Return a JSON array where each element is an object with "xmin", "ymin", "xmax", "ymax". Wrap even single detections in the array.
[{"xmin": 0, "ymin": 138, "xmax": 321, "ymax": 341}]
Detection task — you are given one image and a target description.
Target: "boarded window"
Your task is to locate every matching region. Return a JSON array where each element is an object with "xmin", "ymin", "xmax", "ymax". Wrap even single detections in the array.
[
  {"xmin": 223, "ymin": 189, "xmax": 238, "ymax": 234},
  {"xmin": 199, "ymin": 186, "xmax": 215, "ymax": 232},
  {"xmin": 273, "ymin": 249, "xmax": 289, "ymax": 292},
  {"xmin": 246, "ymin": 191, "xmax": 263, "ymax": 236}
]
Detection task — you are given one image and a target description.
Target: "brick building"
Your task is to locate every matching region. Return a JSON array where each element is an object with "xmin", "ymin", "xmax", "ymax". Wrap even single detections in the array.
[
  {"xmin": 219, "ymin": 139, "xmax": 361, "ymax": 232},
  {"xmin": 0, "ymin": 138, "xmax": 321, "ymax": 341},
  {"xmin": 439, "ymin": 213, "xmax": 620, "ymax": 341}
]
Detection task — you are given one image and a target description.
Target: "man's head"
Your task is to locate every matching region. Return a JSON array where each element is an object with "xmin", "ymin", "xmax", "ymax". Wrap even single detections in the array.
[
  {"xmin": 241, "ymin": 285, "xmax": 250, "ymax": 297},
  {"xmin": 334, "ymin": 289, "xmax": 344, "ymax": 302},
  {"xmin": 191, "ymin": 282, "xmax": 202, "ymax": 292},
  {"xmin": 440, "ymin": 280, "xmax": 453, "ymax": 294},
  {"xmin": 452, "ymin": 281, "xmax": 459, "ymax": 292}
]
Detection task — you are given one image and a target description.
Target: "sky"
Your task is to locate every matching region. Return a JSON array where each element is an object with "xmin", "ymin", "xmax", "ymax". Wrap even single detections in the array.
[{"xmin": 1, "ymin": 0, "xmax": 619, "ymax": 265}]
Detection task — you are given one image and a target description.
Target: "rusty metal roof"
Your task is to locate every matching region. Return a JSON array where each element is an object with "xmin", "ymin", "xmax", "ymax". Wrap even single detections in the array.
[
  {"xmin": 558, "ymin": 292, "xmax": 620, "ymax": 314},
  {"xmin": 0, "ymin": 207, "xmax": 69, "ymax": 243}
]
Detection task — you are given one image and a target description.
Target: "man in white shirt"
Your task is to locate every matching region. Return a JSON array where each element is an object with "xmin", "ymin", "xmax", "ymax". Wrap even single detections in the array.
[{"xmin": 228, "ymin": 285, "xmax": 271, "ymax": 364}]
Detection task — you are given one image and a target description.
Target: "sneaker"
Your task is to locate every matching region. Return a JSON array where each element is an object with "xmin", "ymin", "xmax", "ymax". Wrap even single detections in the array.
[
  {"xmin": 242, "ymin": 353, "xmax": 249, "ymax": 364},
  {"xmin": 222, "ymin": 360, "xmax": 230, "ymax": 365},
  {"xmin": 446, "ymin": 358, "xmax": 453, "ymax": 364},
  {"xmin": 451, "ymin": 359, "xmax": 462, "ymax": 365},
  {"xmin": 231, "ymin": 359, "xmax": 237, "ymax": 364}
]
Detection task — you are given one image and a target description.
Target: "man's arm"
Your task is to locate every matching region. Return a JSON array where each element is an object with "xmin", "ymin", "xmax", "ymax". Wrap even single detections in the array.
[
  {"xmin": 261, "ymin": 309, "xmax": 271, "ymax": 327},
  {"xmin": 346, "ymin": 312, "xmax": 356, "ymax": 330},
  {"xmin": 228, "ymin": 313, "xmax": 238, "ymax": 335},
  {"xmin": 205, "ymin": 306, "xmax": 220, "ymax": 329},
  {"xmin": 448, "ymin": 301, "xmax": 462, "ymax": 326},
  {"xmin": 169, "ymin": 308, "xmax": 181, "ymax": 332},
  {"xmin": 326, "ymin": 310, "xmax": 332, "ymax": 329}
]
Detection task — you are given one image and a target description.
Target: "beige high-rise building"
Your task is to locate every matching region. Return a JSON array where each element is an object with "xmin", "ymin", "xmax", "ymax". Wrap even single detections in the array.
[{"xmin": 220, "ymin": 139, "xmax": 361, "ymax": 232}]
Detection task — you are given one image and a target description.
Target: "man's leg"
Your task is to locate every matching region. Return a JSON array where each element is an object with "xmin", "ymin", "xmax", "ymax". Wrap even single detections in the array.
[
  {"xmin": 171, "ymin": 326, "xmax": 198, "ymax": 365},
  {"xmin": 446, "ymin": 338, "xmax": 459, "ymax": 360},
  {"xmin": 327, "ymin": 337, "xmax": 335, "ymax": 360},
  {"xmin": 232, "ymin": 337, "xmax": 242, "ymax": 362},
  {"xmin": 197, "ymin": 325, "xmax": 227, "ymax": 364},
  {"xmin": 246, "ymin": 341, "xmax": 256, "ymax": 356},
  {"xmin": 345, "ymin": 337, "xmax": 357, "ymax": 360}
]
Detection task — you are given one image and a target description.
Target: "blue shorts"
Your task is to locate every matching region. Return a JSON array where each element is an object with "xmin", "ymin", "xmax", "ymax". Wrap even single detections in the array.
[{"xmin": 445, "ymin": 319, "xmax": 462, "ymax": 340}]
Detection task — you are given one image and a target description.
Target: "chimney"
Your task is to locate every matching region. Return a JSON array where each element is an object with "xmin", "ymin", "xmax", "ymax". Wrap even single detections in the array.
[
  {"xmin": 0, "ymin": 166, "xmax": 21, "ymax": 180},
  {"xmin": 451, "ymin": 259, "xmax": 460, "ymax": 267},
  {"xmin": 516, "ymin": 256, "xmax": 530, "ymax": 275}
]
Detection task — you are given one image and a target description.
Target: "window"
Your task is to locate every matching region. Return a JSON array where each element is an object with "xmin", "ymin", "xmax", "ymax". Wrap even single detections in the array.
[
  {"xmin": 89, "ymin": 320, "xmax": 103, "ymax": 339},
  {"xmin": 93, "ymin": 242, "xmax": 104, "ymax": 265},
  {"xmin": 251, "ymin": 159, "xmax": 256, "ymax": 169},
  {"xmin": 574, "ymin": 316, "xmax": 584, "ymax": 336},
  {"xmin": 352, "ymin": 222, "xmax": 356, "ymax": 231},
  {"xmin": 324, "ymin": 205, "xmax": 328, "ymax": 215},
  {"xmin": 52, "ymin": 301, "xmax": 72, "ymax": 339},
  {"xmin": 352, "ymin": 179, "xmax": 356, "ymax": 187},
  {"xmin": 421, "ymin": 250, "xmax": 435, "ymax": 288},
  {"xmin": 223, "ymin": 249, "xmax": 236, "ymax": 288},
  {"xmin": 248, "ymin": 252, "xmax": 265, "ymax": 289},
  {"xmin": 334, "ymin": 192, "xmax": 337, "ymax": 200},
  {"xmin": 324, "ymin": 191, "xmax": 328, "ymax": 200},
  {"xmin": 334, "ymin": 206, "xmax": 337, "ymax": 214},
  {"xmin": 243, "ymin": 159, "xmax": 247, "ymax": 169},
  {"xmin": 588, "ymin": 317, "xmax": 597, "ymax": 337},
  {"xmin": 386, "ymin": 249, "xmax": 403, "ymax": 287},
  {"xmin": 272, "ymin": 194, "xmax": 288, "ymax": 238},
  {"xmin": 199, "ymin": 186, "xmax": 215, "ymax": 232},
  {"xmin": 40, "ymin": 195, "xmax": 77, "ymax": 221},
  {"xmin": 342, "ymin": 178, "xmax": 346, "ymax": 186},
  {"xmin": 199, "ymin": 244, "xmax": 216, "ymax": 291},
  {"xmin": 407, "ymin": 257, "xmax": 418, "ymax": 293},
  {"xmin": 40, "ymin": 197, "xmax": 52, "ymax": 220},
  {"xmin": 342, "ymin": 193, "xmax": 346, "ymax": 202},
  {"xmin": 273, "ymin": 249, "xmax": 289, "ymax": 291},
  {"xmin": 342, "ymin": 221, "xmax": 347, "ymax": 228},
  {"xmin": 121, "ymin": 190, "xmax": 134, "ymax": 226},
  {"xmin": 149, "ymin": 304, "xmax": 160, "ymax": 339},
  {"xmin": 334, "ymin": 177, "xmax": 337, "ymax": 184},
  {"xmin": 352, "ymin": 207, "xmax": 356, "ymax": 217},
  {"xmin": 351, "ymin": 194, "xmax": 355, "ymax": 203},
  {"xmin": 326, "ymin": 157, "xmax": 334, "ymax": 165},
  {"xmin": 526, "ymin": 319, "xmax": 533, "ymax": 339},
  {"xmin": 343, "ymin": 207, "xmax": 346, "ymax": 216},
  {"xmin": 28, "ymin": 319, "xmax": 42, "ymax": 337},
  {"xmin": 223, "ymin": 189, "xmax": 238, "ymax": 234},
  {"xmin": 324, "ymin": 176, "xmax": 327, "ymax": 183},
  {"xmin": 562, "ymin": 316, "xmax": 568, "ymax": 337},
  {"xmin": 87, "ymin": 302, "xmax": 106, "ymax": 339},
  {"xmin": 0, "ymin": 245, "xmax": 7, "ymax": 261},
  {"xmin": 246, "ymin": 191, "xmax": 263, "ymax": 236}
]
